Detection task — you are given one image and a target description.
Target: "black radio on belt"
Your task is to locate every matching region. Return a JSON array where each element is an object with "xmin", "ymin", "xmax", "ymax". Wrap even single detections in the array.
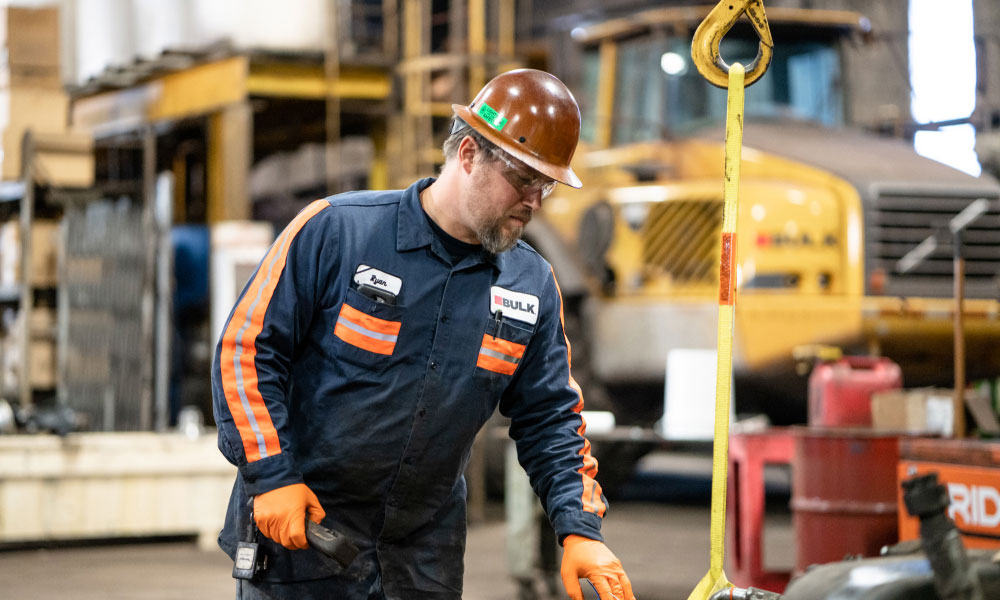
[{"xmin": 232, "ymin": 508, "xmax": 268, "ymax": 581}]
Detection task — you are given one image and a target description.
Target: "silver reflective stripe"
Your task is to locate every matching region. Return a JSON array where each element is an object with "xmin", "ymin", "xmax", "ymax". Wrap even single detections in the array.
[
  {"xmin": 479, "ymin": 346, "xmax": 520, "ymax": 365},
  {"xmin": 232, "ymin": 228, "xmax": 294, "ymax": 459},
  {"xmin": 336, "ymin": 316, "xmax": 399, "ymax": 343}
]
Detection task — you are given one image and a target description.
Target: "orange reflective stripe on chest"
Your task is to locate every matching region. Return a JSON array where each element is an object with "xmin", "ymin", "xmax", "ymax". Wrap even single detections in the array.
[
  {"xmin": 334, "ymin": 303, "xmax": 402, "ymax": 355},
  {"xmin": 476, "ymin": 333, "xmax": 527, "ymax": 375}
]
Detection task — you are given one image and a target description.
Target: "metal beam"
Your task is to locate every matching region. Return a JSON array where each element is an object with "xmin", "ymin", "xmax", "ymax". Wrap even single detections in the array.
[
  {"xmin": 247, "ymin": 63, "xmax": 391, "ymax": 100},
  {"xmin": 73, "ymin": 57, "xmax": 249, "ymax": 135},
  {"xmin": 207, "ymin": 102, "xmax": 251, "ymax": 223}
]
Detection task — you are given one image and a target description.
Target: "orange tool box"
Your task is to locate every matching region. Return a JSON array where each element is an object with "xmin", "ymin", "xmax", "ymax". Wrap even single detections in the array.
[{"xmin": 897, "ymin": 438, "xmax": 1000, "ymax": 550}]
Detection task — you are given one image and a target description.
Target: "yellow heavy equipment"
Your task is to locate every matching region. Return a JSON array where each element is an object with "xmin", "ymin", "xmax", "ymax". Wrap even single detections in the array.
[{"xmin": 525, "ymin": 5, "xmax": 1000, "ymax": 426}]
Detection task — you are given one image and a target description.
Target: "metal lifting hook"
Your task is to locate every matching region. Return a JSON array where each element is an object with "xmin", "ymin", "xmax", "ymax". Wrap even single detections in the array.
[{"xmin": 691, "ymin": 0, "xmax": 774, "ymax": 88}]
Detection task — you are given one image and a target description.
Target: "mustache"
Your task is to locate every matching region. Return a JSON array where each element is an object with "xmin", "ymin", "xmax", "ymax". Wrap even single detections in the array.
[{"xmin": 509, "ymin": 208, "xmax": 533, "ymax": 223}]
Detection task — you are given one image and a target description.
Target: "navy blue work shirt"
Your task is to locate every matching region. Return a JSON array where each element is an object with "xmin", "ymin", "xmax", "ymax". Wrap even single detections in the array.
[{"xmin": 212, "ymin": 178, "xmax": 606, "ymax": 596}]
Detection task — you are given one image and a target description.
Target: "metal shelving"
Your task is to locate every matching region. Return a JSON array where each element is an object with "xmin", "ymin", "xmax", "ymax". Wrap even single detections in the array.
[
  {"xmin": 0, "ymin": 182, "xmax": 26, "ymax": 204},
  {"xmin": 0, "ymin": 131, "xmax": 96, "ymax": 432},
  {"xmin": 0, "ymin": 285, "xmax": 19, "ymax": 304}
]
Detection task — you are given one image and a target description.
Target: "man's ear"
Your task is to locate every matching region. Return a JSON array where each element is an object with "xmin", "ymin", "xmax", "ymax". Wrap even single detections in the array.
[{"xmin": 457, "ymin": 136, "xmax": 478, "ymax": 174}]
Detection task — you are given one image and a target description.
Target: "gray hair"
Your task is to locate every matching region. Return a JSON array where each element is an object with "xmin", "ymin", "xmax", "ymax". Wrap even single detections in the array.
[{"xmin": 442, "ymin": 117, "xmax": 501, "ymax": 163}]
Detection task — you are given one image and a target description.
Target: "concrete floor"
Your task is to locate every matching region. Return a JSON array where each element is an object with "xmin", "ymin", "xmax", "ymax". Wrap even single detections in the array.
[{"xmin": 0, "ymin": 453, "xmax": 795, "ymax": 599}]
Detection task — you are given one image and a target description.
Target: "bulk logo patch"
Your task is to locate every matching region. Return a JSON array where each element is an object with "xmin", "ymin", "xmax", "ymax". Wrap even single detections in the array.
[
  {"xmin": 353, "ymin": 265, "xmax": 402, "ymax": 296},
  {"xmin": 490, "ymin": 286, "xmax": 538, "ymax": 325}
]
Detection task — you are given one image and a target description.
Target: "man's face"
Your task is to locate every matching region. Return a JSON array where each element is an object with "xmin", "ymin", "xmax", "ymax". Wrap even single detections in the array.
[{"xmin": 463, "ymin": 146, "xmax": 551, "ymax": 254}]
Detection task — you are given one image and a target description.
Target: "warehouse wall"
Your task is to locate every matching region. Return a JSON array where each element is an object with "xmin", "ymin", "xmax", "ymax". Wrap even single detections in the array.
[
  {"xmin": 974, "ymin": 0, "xmax": 1000, "ymax": 177},
  {"xmin": 974, "ymin": 0, "xmax": 1000, "ymax": 121},
  {"xmin": 7, "ymin": 0, "xmax": 992, "ymax": 158},
  {"xmin": 7, "ymin": 0, "xmax": 330, "ymax": 85},
  {"xmin": 3, "ymin": 0, "xmax": 76, "ymax": 85},
  {"xmin": 816, "ymin": 0, "xmax": 912, "ymax": 130},
  {"xmin": 975, "ymin": 0, "xmax": 1000, "ymax": 106}
]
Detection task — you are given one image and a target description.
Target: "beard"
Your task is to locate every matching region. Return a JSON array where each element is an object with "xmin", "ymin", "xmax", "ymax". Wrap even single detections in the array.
[
  {"xmin": 475, "ymin": 209, "xmax": 528, "ymax": 255},
  {"xmin": 466, "ymin": 168, "xmax": 532, "ymax": 255}
]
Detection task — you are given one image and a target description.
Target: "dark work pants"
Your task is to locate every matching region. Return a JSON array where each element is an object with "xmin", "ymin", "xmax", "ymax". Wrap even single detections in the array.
[
  {"xmin": 236, "ymin": 574, "xmax": 386, "ymax": 600},
  {"xmin": 232, "ymin": 486, "xmax": 466, "ymax": 600}
]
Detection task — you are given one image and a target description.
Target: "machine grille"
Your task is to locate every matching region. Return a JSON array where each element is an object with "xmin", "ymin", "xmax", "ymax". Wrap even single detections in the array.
[
  {"xmin": 642, "ymin": 198, "xmax": 723, "ymax": 285},
  {"xmin": 869, "ymin": 187, "xmax": 1000, "ymax": 298}
]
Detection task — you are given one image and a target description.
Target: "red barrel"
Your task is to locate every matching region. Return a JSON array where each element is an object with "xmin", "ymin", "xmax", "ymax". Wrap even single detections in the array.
[
  {"xmin": 791, "ymin": 429, "xmax": 900, "ymax": 572},
  {"xmin": 808, "ymin": 356, "xmax": 902, "ymax": 427}
]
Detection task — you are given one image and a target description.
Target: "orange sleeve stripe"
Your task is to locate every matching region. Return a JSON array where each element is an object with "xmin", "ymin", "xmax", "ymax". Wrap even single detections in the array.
[
  {"xmin": 219, "ymin": 199, "xmax": 330, "ymax": 462},
  {"xmin": 551, "ymin": 267, "xmax": 607, "ymax": 517},
  {"xmin": 338, "ymin": 303, "xmax": 403, "ymax": 336},
  {"xmin": 219, "ymin": 293, "xmax": 257, "ymax": 458}
]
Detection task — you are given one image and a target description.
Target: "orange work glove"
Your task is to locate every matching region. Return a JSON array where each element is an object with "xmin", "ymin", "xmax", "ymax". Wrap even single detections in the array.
[
  {"xmin": 560, "ymin": 534, "xmax": 636, "ymax": 600},
  {"xmin": 253, "ymin": 483, "xmax": 326, "ymax": 550}
]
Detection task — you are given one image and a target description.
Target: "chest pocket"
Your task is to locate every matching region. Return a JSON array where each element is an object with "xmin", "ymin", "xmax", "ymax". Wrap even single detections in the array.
[
  {"xmin": 473, "ymin": 317, "xmax": 533, "ymax": 394},
  {"xmin": 332, "ymin": 287, "xmax": 405, "ymax": 369}
]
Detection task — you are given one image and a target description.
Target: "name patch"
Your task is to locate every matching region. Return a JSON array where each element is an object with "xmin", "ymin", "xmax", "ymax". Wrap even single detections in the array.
[
  {"xmin": 490, "ymin": 286, "xmax": 539, "ymax": 325},
  {"xmin": 354, "ymin": 265, "xmax": 402, "ymax": 296}
]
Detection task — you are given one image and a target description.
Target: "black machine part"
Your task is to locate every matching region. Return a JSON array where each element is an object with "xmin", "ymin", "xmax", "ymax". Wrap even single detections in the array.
[
  {"xmin": 305, "ymin": 519, "xmax": 360, "ymax": 568},
  {"xmin": 902, "ymin": 473, "xmax": 985, "ymax": 600},
  {"xmin": 776, "ymin": 549, "xmax": 1000, "ymax": 600},
  {"xmin": 709, "ymin": 587, "xmax": 782, "ymax": 599},
  {"xmin": 774, "ymin": 472, "xmax": 999, "ymax": 600}
]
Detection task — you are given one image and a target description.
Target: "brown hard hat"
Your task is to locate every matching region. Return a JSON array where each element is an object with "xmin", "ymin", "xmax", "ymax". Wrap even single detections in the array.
[{"xmin": 452, "ymin": 69, "xmax": 582, "ymax": 188}]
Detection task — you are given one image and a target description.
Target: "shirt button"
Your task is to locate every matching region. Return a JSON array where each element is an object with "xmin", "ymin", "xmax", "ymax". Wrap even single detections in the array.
[
  {"xmin": 430, "ymin": 362, "xmax": 438, "ymax": 370},
  {"xmin": 387, "ymin": 497, "xmax": 399, "ymax": 507},
  {"xmin": 403, "ymin": 457, "xmax": 415, "ymax": 465},
  {"xmin": 418, "ymin": 408, "xmax": 427, "ymax": 417},
  {"xmin": 440, "ymin": 315, "xmax": 449, "ymax": 323}
]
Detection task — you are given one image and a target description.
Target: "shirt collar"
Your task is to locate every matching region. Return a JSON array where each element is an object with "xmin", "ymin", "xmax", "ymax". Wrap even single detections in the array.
[
  {"xmin": 396, "ymin": 177, "xmax": 437, "ymax": 253},
  {"xmin": 396, "ymin": 177, "xmax": 503, "ymax": 270}
]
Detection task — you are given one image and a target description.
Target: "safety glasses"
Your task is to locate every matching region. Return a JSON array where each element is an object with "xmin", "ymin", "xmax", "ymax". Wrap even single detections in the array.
[{"xmin": 488, "ymin": 148, "xmax": 557, "ymax": 200}]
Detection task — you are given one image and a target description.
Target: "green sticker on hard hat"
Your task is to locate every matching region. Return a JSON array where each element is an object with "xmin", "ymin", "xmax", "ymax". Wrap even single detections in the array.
[{"xmin": 476, "ymin": 102, "xmax": 508, "ymax": 131}]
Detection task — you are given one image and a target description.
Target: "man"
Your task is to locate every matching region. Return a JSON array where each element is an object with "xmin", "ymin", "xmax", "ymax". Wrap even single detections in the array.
[{"xmin": 213, "ymin": 68, "xmax": 636, "ymax": 600}]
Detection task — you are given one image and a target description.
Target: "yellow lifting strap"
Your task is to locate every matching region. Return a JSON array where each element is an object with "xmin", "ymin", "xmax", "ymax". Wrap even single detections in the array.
[{"xmin": 687, "ymin": 2, "xmax": 771, "ymax": 599}]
